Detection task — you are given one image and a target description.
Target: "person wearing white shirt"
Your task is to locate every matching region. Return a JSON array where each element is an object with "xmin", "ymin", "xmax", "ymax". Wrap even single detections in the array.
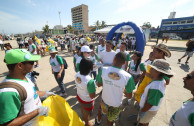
[
  {"xmin": 131, "ymin": 38, "xmax": 136, "ymax": 52},
  {"xmin": 96, "ymin": 39, "xmax": 106, "ymax": 55},
  {"xmin": 95, "ymin": 52, "xmax": 135, "ymax": 126},
  {"xmin": 99, "ymin": 40, "xmax": 116, "ymax": 66},
  {"xmin": 170, "ymin": 71, "xmax": 194, "ymax": 126},
  {"xmin": 116, "ymin": 42, "xmax": 131, "ymax": 71}
]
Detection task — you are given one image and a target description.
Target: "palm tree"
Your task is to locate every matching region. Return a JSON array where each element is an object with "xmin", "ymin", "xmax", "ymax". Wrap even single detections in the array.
[
  {"xmin": 101, "ymin": 21, "xmax": 107, "ymax": 29},
  {"xmin": 94, "ymin": 20, "xmax": 101, "ymax": 30},
  {"xmin": 67, "ymin": 25, "xmax": 75, "ymax": 34},
  {"xmin": 142, "ymin": 22, "xmax": 152, "ymax": 29},
  {"xmin": 42, "ymin": 25, "xmax": 50, "ymax": 34}
]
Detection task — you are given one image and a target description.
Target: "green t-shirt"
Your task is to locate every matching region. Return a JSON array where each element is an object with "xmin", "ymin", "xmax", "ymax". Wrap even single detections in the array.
[
  {"xmin": 73, "ymin": 57, "xmax": 76, "ymax": 63},
  {"xmin": 96, "ymin": 68, "xmax": 103, "ymax": 84},
  {"xmin": 148, "ymin": 89, "xmax": 164, "ymax": 106},
  {"xmin": 0, "ymin": 92, "xmax": 21, "ymax": 124},
  {"xmin": 32, "ymin": 44, "xmax": 36, "ymax": 49},
  {"xmin": 87, "ymin": 79, "xmax": 96, "ymax": 94},
  {"xmin": 125, "ymin": 77, "xmax": 135, "ymax": 93},
  {"xmin": 126, "ymin": 54, "xmax": 131, "ymax": 61},
  {"xmin": 56, "ymin": 55, "xmax": 63, "ymax": 65}
]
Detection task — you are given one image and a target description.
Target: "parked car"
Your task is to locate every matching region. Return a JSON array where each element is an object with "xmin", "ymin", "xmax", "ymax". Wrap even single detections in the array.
[{"xmin": 170, "ymin": 36, "xmax": 182, "ymax": 40}]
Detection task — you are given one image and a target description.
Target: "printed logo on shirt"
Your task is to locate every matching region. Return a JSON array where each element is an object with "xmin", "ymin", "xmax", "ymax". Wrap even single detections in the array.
[
  {"xmin": 33, "ymin": 87, "xmax": 38, "ymax": 99},
  {"xmin": 50, "ymin": 62, "xmax": 56, "ymax": 66},
  {"xmin": 108, "ymin": 72, "xmax": 120, "ymax": 80},
  {"xmin": 76, "ymin": 77, "xmax": 82, "ymax": 84},
  {"xmin": 131, "ymin": 66, "xmax": 135, "ymax": 71},
  {"xmin": 100, "ymin": 49, "xmax": 104, "ymax": 52}
]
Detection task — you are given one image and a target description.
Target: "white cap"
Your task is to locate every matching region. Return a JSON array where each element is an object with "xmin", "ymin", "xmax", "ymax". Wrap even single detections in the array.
[{"xmin": 81, "ymin": 46, "xmax": 92, "ymax": 52}]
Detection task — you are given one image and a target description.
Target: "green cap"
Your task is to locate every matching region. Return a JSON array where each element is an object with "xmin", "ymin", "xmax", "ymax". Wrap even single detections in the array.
[{"xmin": 4, "ymin": 49, "xmax": 41, "ymax": 64}]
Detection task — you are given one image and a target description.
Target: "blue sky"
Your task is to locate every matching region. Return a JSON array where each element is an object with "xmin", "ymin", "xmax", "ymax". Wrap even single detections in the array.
[{"xmin": 0, "ymin": 0, "xmax": 193, "ymax": 34}]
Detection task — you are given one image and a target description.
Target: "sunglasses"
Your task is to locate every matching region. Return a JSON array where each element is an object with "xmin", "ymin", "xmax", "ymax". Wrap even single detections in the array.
[
  {"xmin": 186, "ymin": 74, "xmax": 194, "ymax": 80},
  {"xmin": 22, "ymin": 61, "xmax": 35, "ymax": 65}
]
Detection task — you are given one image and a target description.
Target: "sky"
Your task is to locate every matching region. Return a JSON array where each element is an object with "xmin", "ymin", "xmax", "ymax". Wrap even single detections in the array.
[{"xmin": 0, "ymin": 0, "xmax": 194, "ymax": 34}]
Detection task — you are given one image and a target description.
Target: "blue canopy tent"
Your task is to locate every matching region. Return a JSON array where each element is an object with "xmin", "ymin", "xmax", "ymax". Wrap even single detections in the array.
[{"xmin": 106, "ymin": 21, "xmax": 146, "ymax": 55}]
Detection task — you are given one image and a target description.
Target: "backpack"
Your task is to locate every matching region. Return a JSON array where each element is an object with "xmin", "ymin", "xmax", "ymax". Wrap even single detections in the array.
[
  {"xmin": 0, "ymin": 82, "xmax": 27, "ymax": 117},
  {"xmin": 50, "ymin": 55, "xmax": 68, "ymax": 69}
]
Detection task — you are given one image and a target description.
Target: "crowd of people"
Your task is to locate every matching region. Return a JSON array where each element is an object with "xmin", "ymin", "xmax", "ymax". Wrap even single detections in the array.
[{"xmin": 0, "ymin": 35, "xmax": 194, "ymax": 126}]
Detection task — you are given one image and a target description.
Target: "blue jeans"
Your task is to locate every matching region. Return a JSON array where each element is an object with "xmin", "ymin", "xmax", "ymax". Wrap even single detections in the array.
[{"xmin": 54, "ymin": 70, "xmax": 65, "ymax": 93}]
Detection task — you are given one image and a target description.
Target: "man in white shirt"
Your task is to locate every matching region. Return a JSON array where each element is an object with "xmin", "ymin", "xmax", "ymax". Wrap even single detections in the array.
[
  {"xmin": 96, "ymin": 39, "xmax": 106, "ymax": 55},
  {"xmin": 116, "ymin": 42, "xmax": 131, "ymax": 71},
  {"xmin": 0, "ymin": 49, "xmax": 54, "ymax": 126},
  {"xmin": 99, "ymin": 40, "xmax": 116, "ymax": 66},
  {"xmin": 95, "ymin": 52, "xmax": 135, "ymax": 126}
]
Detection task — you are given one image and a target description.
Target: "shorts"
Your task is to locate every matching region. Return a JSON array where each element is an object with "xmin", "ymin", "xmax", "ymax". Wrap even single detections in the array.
[
  {"xmin": 138, "ymin": 111, "xmax": 157, "ymax": 124},
  {"xmin": 100, "ymin": 100, "xmax": 121, "ymax": 122},
  {"xmin": 72, "ymin": 46, "xmax": 76, "ymax": 50},
  {"xmin": 184, "ymin": 51, "xmax": 193, "ymax": 57},
  {"xmin": 77, "ymin": 95, "xmax": 94, "ymax": 114}
]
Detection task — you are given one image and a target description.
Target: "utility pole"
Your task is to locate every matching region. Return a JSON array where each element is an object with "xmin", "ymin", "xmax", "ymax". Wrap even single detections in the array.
[{"xmin": 58, "ymin": 11, "xmax": 61, "ymax": 26}]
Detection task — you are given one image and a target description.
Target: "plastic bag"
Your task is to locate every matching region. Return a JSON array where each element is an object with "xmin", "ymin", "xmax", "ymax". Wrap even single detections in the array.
[{"xmin": 39, "ymin": 95, "xmax": 84, "ymax": 126}]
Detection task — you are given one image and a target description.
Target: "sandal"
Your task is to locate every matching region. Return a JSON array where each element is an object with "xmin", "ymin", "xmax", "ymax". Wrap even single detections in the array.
[
  {"xmin": 178, "ymin": 59, "xmax": 181, "ymax": 62},
  {"xmin": 185, "ymin": 62, "xmax": 189, "ymax": 64}
]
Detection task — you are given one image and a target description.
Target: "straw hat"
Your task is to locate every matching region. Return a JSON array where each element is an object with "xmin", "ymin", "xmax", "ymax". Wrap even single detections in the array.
[
  {"xmin": 152, "ymin": 44, "xmax": 171, "ymax": 58},
  {"xmin": 149, "ymin": 59, "xmax": 174, "ymax": 76}
]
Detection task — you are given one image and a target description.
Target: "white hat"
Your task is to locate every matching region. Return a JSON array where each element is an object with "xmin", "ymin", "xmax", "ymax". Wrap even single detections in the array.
[
  {"xmin": 81, "ymin": 46, "xmax": 92, "ymax": 52},
  {"xmin": 150, "ymin": 59, "xmax": 174, "ymax": 76}
]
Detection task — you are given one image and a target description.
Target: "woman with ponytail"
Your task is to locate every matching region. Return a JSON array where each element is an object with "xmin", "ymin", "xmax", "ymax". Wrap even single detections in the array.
[{"xmin": 128, "ymin": 51, "xmax": 146, "ymax": 85}]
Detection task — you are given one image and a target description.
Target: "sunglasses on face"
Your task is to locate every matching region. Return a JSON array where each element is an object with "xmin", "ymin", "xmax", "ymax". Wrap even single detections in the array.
[
  {"xmin": 21, "ymin": 61, "xmax": 35, "ymax": 65},
  {"xmin": 186, "ymin": 74, "xmax": 194, "ymax": 80}
]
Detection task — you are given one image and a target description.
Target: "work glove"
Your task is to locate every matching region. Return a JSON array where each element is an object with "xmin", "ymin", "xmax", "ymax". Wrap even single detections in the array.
[{"xmin": 38, "ymin": 106, "xmax": 49, "ymax": 116}]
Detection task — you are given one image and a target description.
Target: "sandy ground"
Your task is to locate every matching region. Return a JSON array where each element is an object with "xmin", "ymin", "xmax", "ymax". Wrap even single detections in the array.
[{"xmin": 0, "ymin": 39, "xmax": 193, "ymax": 126}]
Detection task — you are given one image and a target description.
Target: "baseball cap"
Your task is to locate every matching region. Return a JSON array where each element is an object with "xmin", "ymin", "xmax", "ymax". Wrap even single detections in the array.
[
  {"xmin": 4, "ymin": 49, "xmax": 41, "ymax": 64},
  {"xmin": 81, "ymin": 46, "xmax": 92, "ymax": 52}
]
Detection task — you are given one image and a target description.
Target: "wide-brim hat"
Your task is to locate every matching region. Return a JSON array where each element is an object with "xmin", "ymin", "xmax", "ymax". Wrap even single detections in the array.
[
  {"xmin": 149, "ymin": 59, "xmax": 174, "ymax": 76},
  {"xmin": 49, "ymin": 47, "xmax": 58, "ymax": 54},
  {"xmin": 152, "ymin": 44, "xmax": 171, "ymax": 58}
]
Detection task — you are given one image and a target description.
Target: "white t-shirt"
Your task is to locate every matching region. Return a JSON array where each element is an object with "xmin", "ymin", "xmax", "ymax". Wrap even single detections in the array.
[
  {"xmin": 97, "ymin": 66, "xmax": 135, "ymax": 107},
  {"xmin": 116, "ymin": 49, "xmax": 130, "ymax": 70},
  {"xmin": 97, "ymin": 45, "xmax": 106, "ymax": 55},
  {"xmin": 131, "ymin": 40, "xmax": 136, "ymax": 45},
  {"xmin": 117, "ymin": 40, "xmax": 122, "ymax": 48},
  {"xmin": 139, "ymin": 79, "xmax": 166, "ymax": 111},
  {"xmin": 28, "ymin": 44, "xmax": 37, "ymax": 54},
  {"xmin": 75, "ymin": 72, "xmax": 96, "ymax": 102},
  {"xmin": 129, "ymin": 60, "xmax": 145, "ymax": 75},
  {"xmin": 170, "ymin": 100, "xmax": 194, "ymax": 126},
  {"xmin": 113, "ymin": 41, "xmax": 116, "ymax": 46},
  {"xmin": 59, "ymin": 39, "xmax": 63, "ymax": 44},
  {"xmin": 99, "ymin": 50, "xmax": 116, "ymax": 66},
  {"xmin": 0, "ymin": 40, "xmax": 3, "ymax": 44},
  {"xmin": 24, "ymin": 39, "xmax": 28, "ymax": 43},
  {"xmin": 50, "ymin": 55, "xmax": 63, "ymax": 72},
  {"xmin": 80, "ymin": 38, "xmax": 84, "ymax": 44},
  {"xmin": 144, "ymin": 59, "xmax": 152, "ymax": 71},
  {"xmin": 1, "ymin": 77, "xmax": 42, "ymax": 126}
]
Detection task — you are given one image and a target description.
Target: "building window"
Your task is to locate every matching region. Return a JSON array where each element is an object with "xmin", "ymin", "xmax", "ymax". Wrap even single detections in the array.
[{"xmin": 187, "ymin": 20, "xmax": 193, "ymax": 23}]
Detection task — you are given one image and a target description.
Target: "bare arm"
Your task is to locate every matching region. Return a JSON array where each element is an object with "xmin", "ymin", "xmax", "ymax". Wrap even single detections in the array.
[
  {"xmin": 141, "ymin": 103, "xmax": 153, "ymax": 112},
  {"xmin": 37, "ymin": 91, "xmax": 46, "ymax": 97},
  {"xmin": 97, "ymin": 82, "xmax": 102, "ymax": 87},
  {"xmin": 125, "ymin": 61, "xmax": 128, "ymax": 71},
  {"xmin": 89, "ymin": 92, "xmax": 96, "ymax": 99},
  {"xmin": 1, "ymin": 109, "xmax": 39, "ymax": 126},
  {"xmin": 135, "ymin": 71, "xmax": 146, "ymax": 82},
  {"xmin": 124, "ymin": 89, "xmax": 132, "ymax": 99}
]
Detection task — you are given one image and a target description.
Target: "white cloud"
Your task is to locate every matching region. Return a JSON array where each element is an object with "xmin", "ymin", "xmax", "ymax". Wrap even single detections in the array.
[{"xmin": 116, "ymin": 0, "xmax": 153, "ymax": 14}]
